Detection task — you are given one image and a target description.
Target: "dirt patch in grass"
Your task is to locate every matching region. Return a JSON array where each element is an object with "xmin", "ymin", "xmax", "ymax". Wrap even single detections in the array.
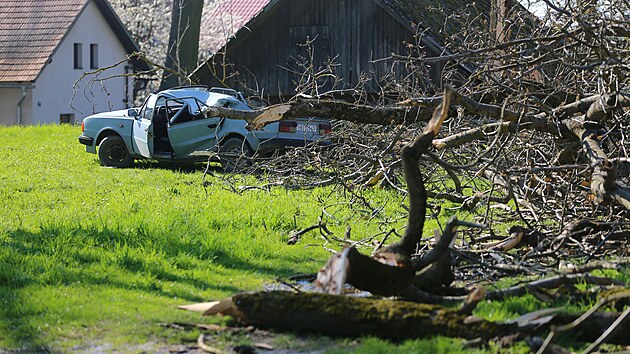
[{"xmin": 154, "ymin": 323, "xmax": 354, "ymax": 354}]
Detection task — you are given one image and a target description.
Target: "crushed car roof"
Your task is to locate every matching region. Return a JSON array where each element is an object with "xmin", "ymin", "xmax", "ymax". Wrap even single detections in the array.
[{"xmin": 159, "ymin": 87, "xmax": 248, "ymax": 108}]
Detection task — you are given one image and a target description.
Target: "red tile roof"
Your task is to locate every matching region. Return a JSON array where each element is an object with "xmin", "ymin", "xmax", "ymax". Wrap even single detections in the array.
[
  {"xmin": 216, "ymin": 0, "xmax": 269, "ymax": 28},
  {"xmin": 207, "ymin": 0, "xmax": 269, "ymax": 51},
  {"xmin": 0, "ymin": 0, "xmax": 85, "ymax": 82}
]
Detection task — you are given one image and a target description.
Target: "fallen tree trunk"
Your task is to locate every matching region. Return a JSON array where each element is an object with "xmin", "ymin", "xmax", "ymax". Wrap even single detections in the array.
[
  {"xmin": 180, "ymin": 290, "xmax": 630, "ymax": 345},
  {"xmin": 181, "ymin": 290, "xmax": 515, "ymax": 340},
  {"xmin": 203, "ymin": 99, "xmax": 432, "ymax": 128}
]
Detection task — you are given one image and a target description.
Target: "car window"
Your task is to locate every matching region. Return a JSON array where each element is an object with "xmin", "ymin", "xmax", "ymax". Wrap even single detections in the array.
[
  {"xmin": 155, "ymin": 97, "xmax": 166, "ymax": 110},
  {"xmin": 136, "ymin": 96, "xmax": 149, "ymax": 119},
  {"xmin": 140, "ymin": 94, "xmax": 158, "ymax": 121},
  {"xmin": 168, "ymin": 97, "xmax": 206, "ymax": 125}
]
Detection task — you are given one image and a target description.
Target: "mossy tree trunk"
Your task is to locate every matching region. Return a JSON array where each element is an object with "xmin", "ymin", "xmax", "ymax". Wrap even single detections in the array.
[{"xmin": 190, "ymin": 290, "xmax": 516, "ymax": 340}]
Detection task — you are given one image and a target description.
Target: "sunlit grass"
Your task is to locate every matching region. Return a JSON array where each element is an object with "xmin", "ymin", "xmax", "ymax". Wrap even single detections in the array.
[{"xmin": 0, "ymin": 125, "xmax": 348, "ymax": 350}]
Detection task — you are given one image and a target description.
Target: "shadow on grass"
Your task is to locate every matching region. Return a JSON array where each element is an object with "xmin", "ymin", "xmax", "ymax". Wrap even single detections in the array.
[
  {"xmin": 132, "ymin": 159, "xmax": 221, "ymax": 174},
  {"xmin": 0, "ymin": 224, "xmax": 304, "ymax": 350}
]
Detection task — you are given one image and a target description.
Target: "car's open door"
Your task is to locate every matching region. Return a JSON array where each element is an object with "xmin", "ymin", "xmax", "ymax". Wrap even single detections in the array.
[
  {"xmin": 132, "ymin": 94, "xmax": 157, "ymax": 158},
  {"xmin": 167, "ymin": 98, "xmax": 221, "ymax": 158}
]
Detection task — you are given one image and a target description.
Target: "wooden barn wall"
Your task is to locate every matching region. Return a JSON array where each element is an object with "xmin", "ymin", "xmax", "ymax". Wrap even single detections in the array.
[{"xmin": 201, "ymin": 0, "xmax": 417, "ymax": 101}]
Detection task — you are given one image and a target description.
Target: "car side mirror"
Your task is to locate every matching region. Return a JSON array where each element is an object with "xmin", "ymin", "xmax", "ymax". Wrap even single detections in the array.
[{"xmin": 127, "ymin": 108, "xmax": 139, "ymax": 118}]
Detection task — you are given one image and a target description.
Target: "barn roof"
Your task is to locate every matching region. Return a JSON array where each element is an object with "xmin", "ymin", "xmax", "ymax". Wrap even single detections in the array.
[
  {"xmin": 379, "ymin": 0, "xmax": 492, "ymax": 42},
  {"xmin": 0, "ymin": 0, "xmax": 147, "ymax": 84},
  {"xmin": 209, "ymin": 0, "xmax": 494, "ymax": 56}
]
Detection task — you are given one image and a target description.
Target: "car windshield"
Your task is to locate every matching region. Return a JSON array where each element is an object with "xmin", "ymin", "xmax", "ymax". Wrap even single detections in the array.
[{"xmin": 138, "ymin": 94, "xmax": 158, "ymax": 121}]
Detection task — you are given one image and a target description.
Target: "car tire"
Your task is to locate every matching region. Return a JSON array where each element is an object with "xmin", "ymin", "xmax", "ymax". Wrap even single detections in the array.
[
  {"xmin": 219, "ymin": 137, "xmax": 253, "ymax": 172},
  {"xmin": 98, "ymin": 135, "xmax": 133, "ymax": 168}
]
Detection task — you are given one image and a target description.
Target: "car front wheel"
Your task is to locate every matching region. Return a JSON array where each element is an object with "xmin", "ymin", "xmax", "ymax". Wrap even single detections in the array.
[
  {"xmin": 98, "ymin": 135, "xmax": 133, "ymax": 168},
  {"xmin": 219, "ymin": 137, "xmax": 253, "ymax": 172}
]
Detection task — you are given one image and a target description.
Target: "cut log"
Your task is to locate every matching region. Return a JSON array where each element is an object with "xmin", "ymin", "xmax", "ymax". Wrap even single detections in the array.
[
  {"xmin": 314, "ymin": 246, "xmax": 416, "ymax": 297},
  {"xmin": 180, "ymin": 290, "xmax": 630, "ymax": 345},
  {"xmin": 182, "ymin": 290, "xmax": 516, "ymax": 340}
]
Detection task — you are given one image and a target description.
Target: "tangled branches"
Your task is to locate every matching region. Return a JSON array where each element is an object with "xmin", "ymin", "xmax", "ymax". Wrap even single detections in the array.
[{"xmin": 200, "ymin": 0, "xmax": 630, "ymax": 294}]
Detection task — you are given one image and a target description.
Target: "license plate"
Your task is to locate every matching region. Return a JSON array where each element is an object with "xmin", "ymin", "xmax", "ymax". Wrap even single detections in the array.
[{"xmin": 296, "ymin": 123, "xmax": 317, "ymax": 132}]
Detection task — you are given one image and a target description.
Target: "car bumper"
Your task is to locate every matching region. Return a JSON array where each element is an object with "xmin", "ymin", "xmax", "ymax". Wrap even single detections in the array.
[
  {"xmin": 79, "ymin": 135, "xmax": 93, "ymax": 146},
  {"xmin": 258, "ymin": 137, "xmax": 332, "ymax": 153},
  {"xmin": 79, "ymin": 135, "xmax": 96, "ymax": 153}
]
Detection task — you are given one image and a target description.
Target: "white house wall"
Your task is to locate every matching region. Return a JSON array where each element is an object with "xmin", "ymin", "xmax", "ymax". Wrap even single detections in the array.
[
  {"xmin": 31, "ymin": 0, "xmax": 133, "ymax": 125},
  {"xmin": 0, "ymin": 87, "xmax": 33, "ymax": 125}
]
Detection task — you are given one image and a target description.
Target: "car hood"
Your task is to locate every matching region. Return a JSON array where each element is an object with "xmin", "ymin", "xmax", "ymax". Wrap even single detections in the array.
[{"xmin": 86, "ymin": 109, "xmax": 136, "ymax": 120}]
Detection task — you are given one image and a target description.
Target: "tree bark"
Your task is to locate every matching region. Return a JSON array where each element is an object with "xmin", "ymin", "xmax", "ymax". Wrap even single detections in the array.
[
  {"xmin": 160, "ymin": 0, "xmax": 203, "ymax": 89},
  {"xmin": 181, "ymin": 290, "xmax": 630, "ymax": 345},
  {"xmin": 204, "ymin": 99, "xmax": 432, "ymax": 128},
  {"xmin": 186, "ymin": 290, "xmax": 516, "ymax": 340},
  {"xmin": 564, "ymin": 98, "xmax": 630, "ymax": 209}
]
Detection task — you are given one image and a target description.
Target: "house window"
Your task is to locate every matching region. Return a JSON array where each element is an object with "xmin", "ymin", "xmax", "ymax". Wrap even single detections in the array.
[
  {"xmin": 73, "ymin": 43, "xmax": 83, "ymax": 69},
  {"xmin": 90, "ymin": 44, "xmax": 98, "ymax": 69},
  {"xmin": 60, "ymin": 113, "xmax": 75, "ymax": 124}
]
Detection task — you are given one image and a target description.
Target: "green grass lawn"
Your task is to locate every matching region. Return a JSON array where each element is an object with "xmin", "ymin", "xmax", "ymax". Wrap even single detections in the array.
[
  {"xmin": 0, "ymin": 125, "xmax": 624, "ymax": 353},
  {"xmin": 0, "ymin": 124, "xmax": 345, "ymax": 350}
]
